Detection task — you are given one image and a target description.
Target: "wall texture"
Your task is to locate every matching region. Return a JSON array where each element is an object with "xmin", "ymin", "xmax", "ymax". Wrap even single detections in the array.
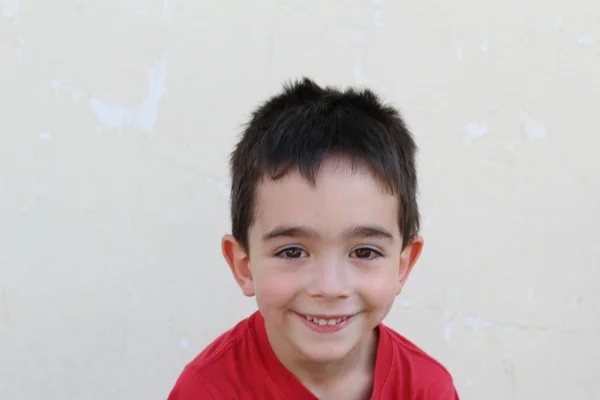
[{"xmin": 1, "ymin": 1, "xmax": 599, "ymax": 399}]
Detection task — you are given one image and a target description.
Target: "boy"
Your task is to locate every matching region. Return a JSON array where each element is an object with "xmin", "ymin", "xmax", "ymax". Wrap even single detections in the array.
[{"xmin": 168, "ymin": 78, "xmax": 459, "ymax": 399}]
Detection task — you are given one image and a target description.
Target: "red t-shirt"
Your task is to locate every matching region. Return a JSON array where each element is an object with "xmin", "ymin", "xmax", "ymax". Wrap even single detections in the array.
[{"xmin": 168, "ymin": 312, "xmax": 459, "ymax": 399}]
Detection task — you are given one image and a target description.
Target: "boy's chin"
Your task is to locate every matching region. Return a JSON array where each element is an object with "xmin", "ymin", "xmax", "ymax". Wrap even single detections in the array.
[{"xmin": 294, "ymin": 338, "xmax": 363, "ymax": 364}]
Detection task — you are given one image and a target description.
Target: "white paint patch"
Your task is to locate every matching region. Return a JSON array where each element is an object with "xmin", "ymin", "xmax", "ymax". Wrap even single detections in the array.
[
  {"xmin": 2, "ymin": 0, "xmax": 19, "ymax": 20},
  {"xmin": 465, "ymin": 316, "xmax": 492, "ymax": 332},
  {"xmin": 21, "ymin": 181, "xmax": 43, "ymax": 213},
  {"xmin": 163, "ymin": 0, "xmax": 171, "ymax": 23},
  {"xmin": 526, "ymin": 288, "xmax": 534, "ymax": 307},
  {"xmin": 185, "ymin": 142, "xmax": 196, "ymax": 151},
  {"xmin": 32, "ymin": 181, "xmax": 43, "ymax": 196},
  {"xmin": 443, "ymin": 321, "xmax": 454, "ymax": 341},
  {"xmin": 205, "ymin": 176, "xmax": 231, "ymax": 200},
  {"xmin": 39, "ymin": 132, "xmax": 52, "ymax": 141},
  {"xmin": 16, "ymin": 38, "xmax": 24, "ymax": 63},
  {"xmin": 134, "ymin": 58, "xmax": 167, "ymax": 132},
  {"xmin": 180, "ymin": 339, "xmax": 190, "ymax": 349},
  {"xmin": 556, "ymin": 13, "xmax": 563, "ymax": 27},
  {"xmin": 373, "ymin": 9, "xmax": 382, "ymax": 27},
  {"xmin": 465, "ymin": 122, "xmax": 488, "ymax": 139},
  {"xmin": 466, "ymin": 379, "xmax": 474, "ymax": 387},
  {"xmin": 90, "ymin": 100, "xmax": 133, "ymax": 131},
  {"xmin": 456, "ymin": 46, "xmax": 463, "ymax": 61},
  {"xmin": 354, "ymin": 66, "xmax": 365, "ymax": 84},
  {"xmin": 52, "ymin": 80, "xmax": 85, "ymax": 102},
  {"xmin": 480, "ymin": 40, "xmax": 489, "ymax": 53},
  {"xmin": 126, "ymin": 284, "xmax": 139, "ymax": 304},
  {"xmin": 576, "ymin": 36, "xmax": 595, "ymax": 45},
  {"xmin": 90, "ymin": 58, "xmax": 167, "ymax": 133},
  {"xmin": 52, "ymin": 80, "xmax": 66, "ymax": 92},
  {"xmin": 522, "ymin": 112, "xmax": 547, "ymax": 139}
]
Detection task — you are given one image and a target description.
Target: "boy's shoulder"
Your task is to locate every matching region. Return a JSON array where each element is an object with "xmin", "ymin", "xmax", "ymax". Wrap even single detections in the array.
[
  {"xmin": 381, "ymin": 322, "xmax": 452, "ymax": 372},
  {"xmin": 376, "ymin": 323, "xmax": 458, "ymax": 398},
  {"xmin": 168, "ymin": 312, "xmax": 275, "ymax": 400},
  {"xmin": 177, "ymin": 312, "xmax": 259, "ymax": 380},
  {"xmin": 186, "ymin": 314, "xmax": 255, "ymax": 371}
]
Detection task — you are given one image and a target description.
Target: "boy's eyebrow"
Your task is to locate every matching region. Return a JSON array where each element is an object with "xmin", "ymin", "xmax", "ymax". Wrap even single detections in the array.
[
  {"xmin": 346, "ymin": 225, "xmax": 394, "ymax": 241},
  {"xmin": 261, "ymin": 225, "xmax": 394, "ymax": 242},
  {"xmin": 262, "ymin": 226, "xmax": 319, "ymax": 242}
]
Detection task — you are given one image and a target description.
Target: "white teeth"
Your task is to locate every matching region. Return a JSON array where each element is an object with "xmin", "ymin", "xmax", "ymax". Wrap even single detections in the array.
[{"xmin": 304, "ymin": 315, "xmax": 349, "ymax": 326}]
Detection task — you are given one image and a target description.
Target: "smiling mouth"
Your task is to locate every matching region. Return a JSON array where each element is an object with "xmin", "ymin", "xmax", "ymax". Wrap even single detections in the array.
[{"xmin": 296, "ymin": 313, "xmax": 356, "ymax": 326}]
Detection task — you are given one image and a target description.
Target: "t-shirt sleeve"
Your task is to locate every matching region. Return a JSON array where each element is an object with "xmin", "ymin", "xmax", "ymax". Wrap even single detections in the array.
[
  {"xmin": 430, "ymin": 374, "xmax": 460, "ymax": 399},
  {"xmin": 442, "ymin": 385, "xmax": 460, "ymax": 400},
  {"xmin": 418, "ymin": 363, "xmax": 460, "ymax": 400},
  {"xmin": 167, "ymin": 367, "xmax": 216, "ymax": 400}
]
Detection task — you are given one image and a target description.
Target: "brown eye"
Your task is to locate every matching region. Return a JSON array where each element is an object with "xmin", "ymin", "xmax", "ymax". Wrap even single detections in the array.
[
  {"xmin": 352, "ymin": 248, "xmax": 380, "ymax": 259},
  {"xmin": 278, "ymin": 247, "xmax": 306, "ymax": 259}
]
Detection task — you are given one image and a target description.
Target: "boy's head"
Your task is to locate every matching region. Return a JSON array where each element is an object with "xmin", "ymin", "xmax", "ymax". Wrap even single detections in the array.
[{"xmin": 222, "ymin": 78, "xmax": 423, "ymax": 364}]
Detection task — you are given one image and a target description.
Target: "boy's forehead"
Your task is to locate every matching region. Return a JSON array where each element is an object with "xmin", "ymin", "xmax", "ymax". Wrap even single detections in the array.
[{"xmin": 251, "ymin": 160, "xmax": 399, "ymax": 233}]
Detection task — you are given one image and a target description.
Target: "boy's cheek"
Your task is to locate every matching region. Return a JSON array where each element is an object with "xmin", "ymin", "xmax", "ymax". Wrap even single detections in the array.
[
  {"xmin": 358, "ymin": 272, "xmax": 402, "ymax": 306},
  {"xmin": 253, "ymin": 273, "xmax": 302, "ymax": 305}
]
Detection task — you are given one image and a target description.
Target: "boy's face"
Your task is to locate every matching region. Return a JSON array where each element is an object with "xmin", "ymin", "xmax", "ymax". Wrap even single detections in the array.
[{"xmin": 222, "ymin": 157, "xmax": 422, "ymax": 364}]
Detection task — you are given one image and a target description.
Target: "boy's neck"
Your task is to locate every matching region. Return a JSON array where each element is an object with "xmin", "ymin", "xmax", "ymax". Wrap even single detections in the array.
[{"xmin": 265, "ymin": 325, "xmax": 379, "ymax": 399}]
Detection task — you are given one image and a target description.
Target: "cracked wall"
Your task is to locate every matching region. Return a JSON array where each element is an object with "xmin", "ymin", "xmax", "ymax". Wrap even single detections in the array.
[{"xmin": 1, "ymin": 0, "xmax": 599, "ymax": 399}]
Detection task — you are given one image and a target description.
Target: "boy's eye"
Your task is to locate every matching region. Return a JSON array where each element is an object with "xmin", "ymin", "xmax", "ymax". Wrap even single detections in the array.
[
  {"xmin": 277, "ymin": 247, "xmax": 307, "ymax": 259},
  {"xmin": 351, "ymin": 248, "xmax": 381, "ymax": 259}
]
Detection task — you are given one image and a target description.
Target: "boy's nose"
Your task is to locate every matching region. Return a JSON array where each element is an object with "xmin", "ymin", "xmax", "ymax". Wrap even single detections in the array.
[{"xmin": 306, "ymin": 258, "xmax": 352, "ymax": 299}]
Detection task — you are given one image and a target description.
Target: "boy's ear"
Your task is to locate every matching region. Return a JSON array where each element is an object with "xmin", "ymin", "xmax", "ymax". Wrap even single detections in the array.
[
  {"xmin": 222, "ymin": 234, "xmax": 255, "ymax": 297},
  {"xmin": 396, "ymin": 235, "xmax": 424, "ymax": 295}
]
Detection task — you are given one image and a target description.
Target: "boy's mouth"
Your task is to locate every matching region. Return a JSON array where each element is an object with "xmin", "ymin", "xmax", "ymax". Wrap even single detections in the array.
[
  {"xmin": 295, "ymin": 312, "xmax": 358, "ymax": 331},
  {"xmin": 304, "ymin": 315, "xmax": 349, "ymax": 326}
]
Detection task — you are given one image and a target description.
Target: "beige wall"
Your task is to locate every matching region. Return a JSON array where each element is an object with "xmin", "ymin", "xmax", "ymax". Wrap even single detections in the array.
[{"xmin": 1, "ymin": 1, "xmax": 599, "ymax": 399}]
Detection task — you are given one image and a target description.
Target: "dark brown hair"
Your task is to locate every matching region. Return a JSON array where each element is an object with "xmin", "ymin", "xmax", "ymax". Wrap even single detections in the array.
[{"xmin": 229, "ymin": 78, "xmax": 420, "ymax": 251}]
